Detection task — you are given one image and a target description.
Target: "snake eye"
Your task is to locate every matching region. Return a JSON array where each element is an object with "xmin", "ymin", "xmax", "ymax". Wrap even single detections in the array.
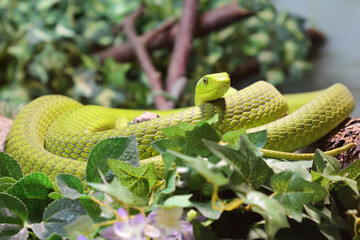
[{"xmin": 203, "ymin": 77, "xmax": 208, "ymax": 85}]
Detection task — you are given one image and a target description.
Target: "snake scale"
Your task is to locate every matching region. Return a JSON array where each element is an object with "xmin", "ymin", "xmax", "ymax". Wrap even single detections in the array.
[{"xmin": 4, "ymin": 77, "xmax": 355, "ymax": 181}]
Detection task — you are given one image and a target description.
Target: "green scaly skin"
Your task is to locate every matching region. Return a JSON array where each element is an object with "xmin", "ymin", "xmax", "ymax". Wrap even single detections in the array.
[{"xmin": 5, "ymin": 74, "xmax": 355, "ymax": 181}]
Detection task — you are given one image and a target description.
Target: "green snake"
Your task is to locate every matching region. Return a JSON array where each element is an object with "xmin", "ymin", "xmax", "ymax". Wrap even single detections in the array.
[{"xmin": 4, "ymin": 73, "xmax": 356, "ymax": 181}]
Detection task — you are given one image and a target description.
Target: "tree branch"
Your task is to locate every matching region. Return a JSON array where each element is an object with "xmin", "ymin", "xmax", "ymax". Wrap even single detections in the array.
[
  {"xmin": 97, "ymin": 3, "xmax": 253, "ymax": 63},
  {"xmin": 123, "ymin": 5, "xmax": 169, "ymax": 110},
  {"xmin": 165, "ymin": 0, "xmax": 199, "ymax": 108}
]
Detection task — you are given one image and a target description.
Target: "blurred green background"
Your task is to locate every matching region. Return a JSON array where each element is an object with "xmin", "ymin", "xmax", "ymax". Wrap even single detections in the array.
[{"xmin": 0, "ymin": 0, "xmax": 317, "ymax": 118}]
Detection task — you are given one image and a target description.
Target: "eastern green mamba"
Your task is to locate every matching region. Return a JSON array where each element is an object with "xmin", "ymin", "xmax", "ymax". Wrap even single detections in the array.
[{"xmin": 4, "ymin": 73, "xmax": 356, "ymax": 181}]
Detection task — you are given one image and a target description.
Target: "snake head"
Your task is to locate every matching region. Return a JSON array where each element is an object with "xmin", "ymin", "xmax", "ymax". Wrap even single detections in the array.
[{"xmin": 195, "ymin": 72, "xmax": 231, "ymax": 105}]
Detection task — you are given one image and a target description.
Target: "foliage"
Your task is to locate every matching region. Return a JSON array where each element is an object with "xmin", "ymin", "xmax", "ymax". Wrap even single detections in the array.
[
  {"xmin": 1, "ymin": 118, "xmax": 360, "ymax": 239},
  {"xmin": 0, "ymin": 0, "xmax": 314, "ymax": 117}
]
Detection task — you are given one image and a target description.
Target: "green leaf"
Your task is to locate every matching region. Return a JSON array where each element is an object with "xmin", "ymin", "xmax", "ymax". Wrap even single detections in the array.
[
  {"xmin": 86, "ymin": 136, "xmax": 140, "ymax": 184},
  {"xmin": 78, "ymin": 195, "xmax": 103, "ymax": 223},
  {"xmin": 107, "ymin": 159, "xmax": 158, "ymax": 197},
  {"xmin": 271, "ymin": 171, "xmax": 327, "ymax": 222},
  {"xmin": 161, "ymin": 122, "xmax": 195, "ymax": 138},
  {"xmin": 49, "ymin": 192, "xmax": 63, "ymax": 200},
  {"xmin": 7, "ymin": 173, "xmax": 54, "ymax": 223},
  {"xmin": 192, "ymin": 219, "xmax": 219, "ymax": 240},
  {"xmin": 167, "ymin": 151, "xmax": 229, "ymax": 187},
  {"xmin": 87, "ymin": 178, "xmax": 145, "ymax": 206},
  {"xmin": 222, "ymin": 129, "xmax": 247, "ymax": 145},
  {"xmin": 313, "ymin": 150, "xmax": 359, "ymax": 195},
  {"xmin": 0, "ymin": 152, "xmax": 23, "ymax": 180},
  {"xmin": 244, "ymin": 191, "xmax": 289, "ymax": 239},
  {"xmin": 0, "ymin": 177, "xmax": 17, "ymax": 192},
  {"xmin": 203, "ymin": 136, "xmax": 273, "ymax": 188},
  {"xmin": 265, "ymin": 159, "xmax": 312, "ymax": 181},
  {"xmin": 31, "ymin": 198, "xmax": 86, "ymax": 239},
  {"xmin": 64, "ymin": 215, "xmax": 96, "ymax": 240},
  {"xmin": 164, "ymin": 194, "xmax": 193, "ymax": 207},
  {"xmin": 150, "ymin": 169, "xmax": 177, "ymax": 207},
  {"xmin": 0, "ymin": 193, "xmax": 28, "ymax": 237},
  {"xmin": 192, "ymin": 201, "xmax": 222, "ymax": 220},
  {"xmin": 247, "ymin": 130, "xmax": 267, "ymax": 149},
  {"xmin": 2, "ymin": 227, "xmax": 29, "ymax": 240},
  {"xmin": 183, "ymin": 121, "xmax": 221, "ymax": 157},
  {"xmin": 55, "ymin": 174, "xmax": 84, "ymax": 199},
  {"xmin": 340, "ymin": 159, "xmax": 360, "ymax": 182},
  {"xmin": 303, "ymin": 204, "xmax": 343, "ymax": 239}
]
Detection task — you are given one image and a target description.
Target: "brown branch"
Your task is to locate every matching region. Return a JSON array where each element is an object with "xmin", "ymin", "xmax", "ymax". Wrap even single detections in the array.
[
  {"xmin": 165, "ymin": 0, "xmax": 199, "ymax": 108},
  {"xmin": 97, "ymin": 3, "xmax": 254, "ymax": 63},
  {"xmin": 123, "ymin": 5, "xmax": 169, "ymax": 110}
]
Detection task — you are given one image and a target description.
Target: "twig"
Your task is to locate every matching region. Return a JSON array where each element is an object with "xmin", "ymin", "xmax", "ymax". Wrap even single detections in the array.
[
  {"xmin": 123, "ymin": 4, "xmax": 169, "ymax": 110},
  {"xmin": 97, "ymin": 3, "xmax": 254, "ymax": 63},
  {"xmin": 165, "ymin": 0, "xmax": 199, "ymax": 108}
]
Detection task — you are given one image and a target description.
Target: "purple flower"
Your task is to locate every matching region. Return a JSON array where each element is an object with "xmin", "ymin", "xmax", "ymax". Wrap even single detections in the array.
[
  {"xmin": 77, "ymin": 235, "xmax": 88, "ymax": 240},
  {"xmin": 102, "ymin": 209, "xmax": 147, "ymax": 240},
  {"xmin": 147, "ymin": 208, "xmax": 193, "ymax": 240},
  {"xmin": 101, "ymin": 208, "xmax": 193, "ymax": 240}
]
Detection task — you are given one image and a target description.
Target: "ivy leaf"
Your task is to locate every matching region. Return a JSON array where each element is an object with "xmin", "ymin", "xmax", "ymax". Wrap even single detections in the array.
[
  {"xmin": 0, "ymin": 152, "xmax": 23, "ymax": 180},
  {"xmin": 55, "ymin": 174, "xmax": 84, "ymax": 200},
  {"xmin": 312, "ymin": 150, "xmax": 359, "ymax": 195},
  {"xmin": 161, "ymin": 122, "xmax": 194, "ymax": 138},
  {"xmin": 7, "ymin": 173, "xmax": 54, "ymax": 223},
  {"xmin": 86, "ymin": 136, "xmax": 140, "ymax": 184},
  {"xmin": 192, "ymin": 201, "xmax": 222, "ymax": 220},
  {"xmin": 160, "ymin": 118, "xmax": 221, "ymax": 158},
  {"xmin": 244, "ymin": 191, "xmax": 289, "ymax": 239},
  {"xmin": 222, "ymin": 129, "xmax": 247, "ymax": 145},
  {"xmin": 167, "ymin": 150, "xmax": 229, "ymax": 187},
  {"xmin": 164, "ymin": 194, "xmax": 193, "ymax": 208},
  {"xmin": 31, "ymin": 198, "xmax": 86, "ymax": 239},
  {"xmin": 183, "ymin": 121, "xmax": 221, "ymax": 157},
  {"xmin": 150, "ymin": 169, "xmax": 177, "ymax": 207},
  {"xmin": 271, "ymin": 171, "xmax": 327, "ymax": 222},
  {"xmin": 223, "ymin": 129, "xmax": 267, "ymax": 149},
  {"xmin": 265, "ymin": 159, "xmax": 312, "ymax": 181},
  {"xmin": 87, "ymin": 178, "xmax": 145, "ymax": 206},
  {"xmin": 203, "ymin": 136, "xmax": 273, "ymax": 189},
  {"xmin": 107, "ymin": 159, "xmax": 158, "ymax": 197},
  {"xmin": 0, "ymin": 193, "xmax": 28, "ymax": 238},
  {"xmin": 247, "ymin": 130, "xmax": 268, "ymax": 149},
  {"xmin": 340, "ymin": 159, "xmax": 360, "ymax": 183}
]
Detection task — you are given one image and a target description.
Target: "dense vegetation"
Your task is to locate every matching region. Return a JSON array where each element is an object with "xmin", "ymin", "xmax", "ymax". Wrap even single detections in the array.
[
  {"xmin": 1, "ymin": 117, "xmax": 360, "ymax": 239},
  {"xmin": 0, "ymin": 0, "xmax": 313, "ymax": 117},
  {"xmin": 2, "ymin": 1, "xmax": 358, "ymax": 240}
]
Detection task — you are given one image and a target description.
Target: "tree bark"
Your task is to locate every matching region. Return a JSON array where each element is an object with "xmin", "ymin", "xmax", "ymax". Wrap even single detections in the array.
[
  {"xmin": 96, "ymin": 3, "xmax": 254, "ymax": 63},
  {"xmin": 165, "ymin": 0, "xmax": 199, "ymax": 108}
]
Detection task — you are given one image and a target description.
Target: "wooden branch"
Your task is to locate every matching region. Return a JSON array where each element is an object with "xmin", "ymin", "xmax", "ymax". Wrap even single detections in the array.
[
  {"xmin": 123, "ymin": 5, "xmax": 169, "ymax": 110},
  {"xmin": 165, "ymin": 0, "xmax": 199, "ymax": 108},
  {"xmin": 97, "ymin": 3, "xmax": 254, "ymax": 63}
]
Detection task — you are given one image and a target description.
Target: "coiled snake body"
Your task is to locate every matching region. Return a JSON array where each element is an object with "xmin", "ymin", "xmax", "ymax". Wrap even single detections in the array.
[{"xmin": 5, "ymin": 75, "xmax": 355, "ymax": 181}]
